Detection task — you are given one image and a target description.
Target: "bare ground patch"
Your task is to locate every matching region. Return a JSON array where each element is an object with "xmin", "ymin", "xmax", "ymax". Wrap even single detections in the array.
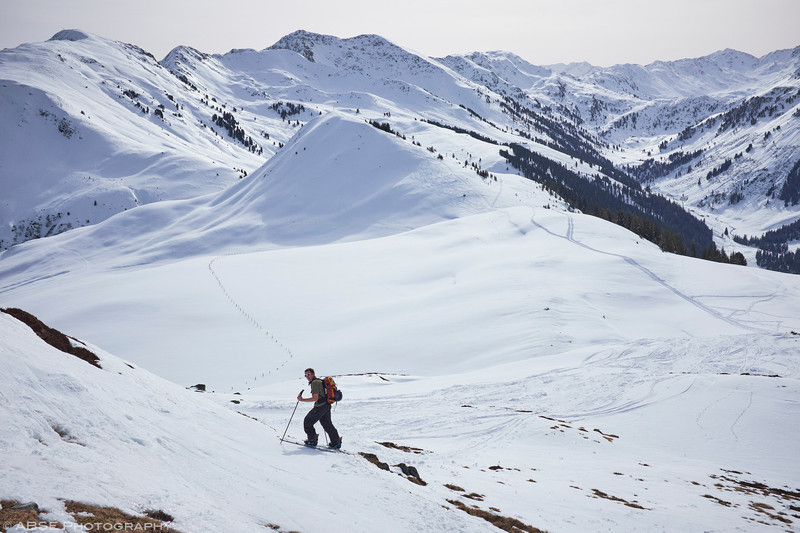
[
  {"xmin": 1, "ymin": 500, "xmax": 180, "ymax": 532},
  {"xmin": 64, "ymin": 501, "xmax": 178, "ymax": 531},
  {"xmin": 539, "ymin": 416, "xmax": 619, "ymax": 443},
  {"xmin": 0, "ymin": 500, "xmax": 47, "ymax": 531},
  {"xmin": 589, "ymin": 489, "xmax": 647, "ymax": 510},
  {"xmin": 2, "ymin": 308, "xmax": 101, "ymax": 368},
  {"xmin": 376, "ymin": 441, "xmax": 426, "ymax": 454},
  {"xmin": 707, "ymin": 469, "xmax": 799, "ymax": 527},
  {"xmin": 446, "ymin": 498, "xmax": 548, "ymax": 533}
]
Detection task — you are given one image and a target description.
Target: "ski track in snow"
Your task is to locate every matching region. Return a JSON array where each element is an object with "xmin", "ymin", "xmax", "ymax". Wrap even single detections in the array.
[
  {"xmin": 692, "ymin": 291, "xmax": 788, "ymax": 333},
  {"xmin": 695, "ymin": 390, "xmax": 734, "ymax": 436},
  {"xmin": 694, "ymin": 388, "xmax": 754, "ymax": 443},
  {"xmin": 544, "ymin": 334, "xmax": 789, "ymax": 424},
  {"xmin": 0, "ymin": 270, "xmax": 71, "ymax": 293},
  {"xmin": 490, "ymin": 173, "xmax": 504, "ymax": 207},
  {"xmin": 730, "ymin": 391, "xmax": 753, "ymax": 442},
  {"xmin": 531, "ymin": 208, "xmax": 760, "ymax": 333}
]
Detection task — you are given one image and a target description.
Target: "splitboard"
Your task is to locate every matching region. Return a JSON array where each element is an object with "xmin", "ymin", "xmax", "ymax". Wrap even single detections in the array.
[{"xmin": 279, "ymin": 438, "xmax": 349, "ymax": 454}]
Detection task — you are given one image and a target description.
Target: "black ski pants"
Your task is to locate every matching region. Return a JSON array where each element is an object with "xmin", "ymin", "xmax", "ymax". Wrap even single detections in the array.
[{"xmin": 303, "ymin": 402, "xmax": 340, "ymax": 444}]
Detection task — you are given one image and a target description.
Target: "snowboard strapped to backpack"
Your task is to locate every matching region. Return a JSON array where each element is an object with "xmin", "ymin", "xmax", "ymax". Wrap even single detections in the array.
[{"xmin": 321, "ymin": 376, "xmax": 343, "ymax": 404}]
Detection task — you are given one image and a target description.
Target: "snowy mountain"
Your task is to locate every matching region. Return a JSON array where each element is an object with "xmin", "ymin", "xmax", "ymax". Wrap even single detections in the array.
[
  {"xmin": 1, "ymin": 30, "xmax": 800, "ymax": 532},
  {"xmin": 443, "ymin": 46, "xmax": 800, "ymax": 239},
  {"xmin": 2, "ymin": 30, "xmax": 799, "ymax": 270},
  {"xmin": 0, "ymin": 30, "xmax": 272, "ymax": 250},
  {"xmin": 3, "ymin": 30, "xmax": 800, "ymax": 262}
]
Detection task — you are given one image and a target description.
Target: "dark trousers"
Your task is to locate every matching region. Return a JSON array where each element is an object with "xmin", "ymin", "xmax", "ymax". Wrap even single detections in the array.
[{"xmin": 303, "ymin": 402, "xmax": 340, "ymax": 444}]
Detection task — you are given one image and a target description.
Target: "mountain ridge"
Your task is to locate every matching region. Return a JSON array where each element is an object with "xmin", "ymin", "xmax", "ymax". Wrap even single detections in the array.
[{"xmin": 1, "ymin": 29, "xmax": 799, "ymax": 270}]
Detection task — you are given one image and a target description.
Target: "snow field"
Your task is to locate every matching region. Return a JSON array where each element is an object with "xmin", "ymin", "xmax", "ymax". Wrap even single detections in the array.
[
  {"xmin": 2, "ymin": 46, "xmax": 799, "ymax": 530},
  {"xmin": 3, "ymin": 200, "xmax": 798, "ymax": 531}
]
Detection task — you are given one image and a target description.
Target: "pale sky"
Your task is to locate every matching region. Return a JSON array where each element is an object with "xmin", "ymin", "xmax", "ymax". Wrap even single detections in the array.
[{"xmin": 1, "ymin": 0, "xmax": 798, "ymax": 67}]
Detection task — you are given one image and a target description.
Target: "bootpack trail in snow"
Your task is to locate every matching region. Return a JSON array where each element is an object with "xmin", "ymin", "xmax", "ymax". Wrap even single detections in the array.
[{"xmin": 208, "ymin": 253, "xmax": 297, "ymax": 390}]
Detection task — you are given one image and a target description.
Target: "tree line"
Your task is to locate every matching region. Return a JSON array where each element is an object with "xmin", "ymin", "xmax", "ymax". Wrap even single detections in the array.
[
  {"xmin": 779, "ymin": 159, "xmax": 800, "ymax": 206},
  {"xmin": 734, "ymin": 216, "xmax": 800, "ymax": 274},
  {"xmin": 500, "ymin": 143, "xmax": 732, "ymax": 261},
  {"xmin": 629, "ymin": 149, "xmax": 704, "ymax": 182}
]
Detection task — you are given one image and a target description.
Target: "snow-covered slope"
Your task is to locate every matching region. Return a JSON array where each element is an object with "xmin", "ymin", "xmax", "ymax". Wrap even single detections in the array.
[
  {"xmin": 3, "ymin": 29, "xmax": 799, "ymax": 254},
  {"xmin": 0, "ymin": 310, "xmax": 494, "ymax": 532},
  {"xmin": 0, "ymin": 109, "xmax": 544, "ymax": 274},
  {"xmin": 2, "ymin": 204, "xmax": 799, "ymax": 531},
  {"xmin": 2, "ymin": 29, "xmax": 800, "ymax": 533},
  {"xmin": 0, "ymin": 30, "xmax": 275, "ymax": 250}
]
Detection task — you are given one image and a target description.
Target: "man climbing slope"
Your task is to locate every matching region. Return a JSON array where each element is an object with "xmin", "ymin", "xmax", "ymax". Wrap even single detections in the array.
[{"xmin": 298, "ymin": 368, "xmax": 342, "ymax": 449}]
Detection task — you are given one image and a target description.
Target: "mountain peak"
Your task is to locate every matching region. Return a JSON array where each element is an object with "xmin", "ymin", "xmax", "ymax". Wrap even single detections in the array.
[
  {"xmin": 461, "ymin": 50, "xmax": 554, "ymax": 78},
  {"xmin": 268, "ymin": 30, "xmax": 336, "ymax": 62},
  {"xmin": 162, "ymin": 44, "xmax": 210, "ymax": 67},
  {"xmin": 704, "ymin": 47, "xmax": 758, "ymax": 69},
  {"xmin": 546, "ymin": 61, "xmax": 598, "ymax": 77},
  {"xmin": 268, "ymin": 30, "xmax": 404, "ymax": 66},
  {"xmin": 48, "ymin": 29, "xmax": 91, "ymax": 42}
]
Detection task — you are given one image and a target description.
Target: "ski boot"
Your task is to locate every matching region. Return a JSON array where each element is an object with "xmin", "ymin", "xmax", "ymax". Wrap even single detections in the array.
[
  {"xmin": 328, "ymin": 439, "xmax": 342, "ymax": 450},
  {"xmin": 303, "ymin": 438, "xmax": 318, "ymax": 448}
]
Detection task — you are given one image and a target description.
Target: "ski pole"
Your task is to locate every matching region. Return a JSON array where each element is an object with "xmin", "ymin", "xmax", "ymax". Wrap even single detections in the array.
[{"xmin": 281, "ymin": 389, "xmax": 304, "ymax": 443}]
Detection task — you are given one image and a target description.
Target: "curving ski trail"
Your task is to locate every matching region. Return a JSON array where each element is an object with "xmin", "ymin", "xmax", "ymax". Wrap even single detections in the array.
[{"xmin": 531, "ymin": 209, "xmax": 759, "ymax": 333}]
